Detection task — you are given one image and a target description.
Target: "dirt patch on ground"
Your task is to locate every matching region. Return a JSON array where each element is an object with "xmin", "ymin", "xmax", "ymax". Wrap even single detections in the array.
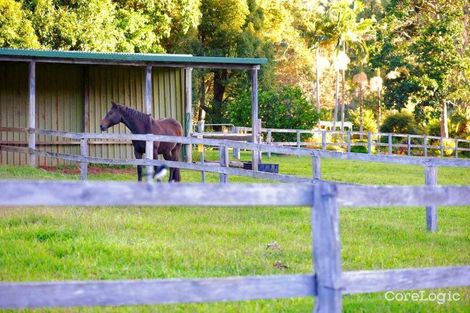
[{"xmin": 40, "ymin": 165, "xmax": 134, "ymax": 175}]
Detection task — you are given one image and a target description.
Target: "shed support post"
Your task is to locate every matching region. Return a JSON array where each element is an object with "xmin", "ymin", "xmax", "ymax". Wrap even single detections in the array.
[
  {"xmin": 251, "ymin": 66, "xmax": 260, "ymax": 171},
  {"xmin": 145, "ymin": 66, "xmax": 152, "ymax": 115},
  {"xmin": 185, "ymin": 67, "xmax": 193, "ymax": 163},
  {"xmin": 313, "ymin": 182, "xmax": 342, "ymax": 313},
  {"xmin": 28, "ymin": 61, "xmax": 36, "ymax": 167},
  {"xmin": 80, "ymin": 138, "xmax": 88, "ymax": 181},
  {"xmin": 144, "ymin": 67, "xmax": 154, "ymax": 182},
  {"xmin": 425, "ymin": 166, "xmax": 438, "ymax": 232},
  {"xmin": 83, "ymin": 66, "xmax": 90, "ymax": 134}
]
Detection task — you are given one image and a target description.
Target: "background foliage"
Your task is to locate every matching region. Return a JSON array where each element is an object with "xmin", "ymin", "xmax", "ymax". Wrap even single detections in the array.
[{"xmin": 0, "ymin": 0, "xmax": 468, "ymax": 135}]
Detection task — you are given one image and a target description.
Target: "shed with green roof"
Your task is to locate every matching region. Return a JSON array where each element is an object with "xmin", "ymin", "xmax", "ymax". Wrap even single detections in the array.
[{"xmin": 0, "ymin": 48, "xmax": 266, "ymax": 167}]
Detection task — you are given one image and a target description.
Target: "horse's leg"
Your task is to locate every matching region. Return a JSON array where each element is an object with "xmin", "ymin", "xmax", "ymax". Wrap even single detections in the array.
[
  {"xmin": 170, "ymin": 143, "xmax": 182, "ymax": 182},
  {"xmin": 134, "ymin": 151, "xmax": 143, "ymax": 182},
  {"xmin": 162, "ymin": 152, "xmax": 174, "ymax": 182}
]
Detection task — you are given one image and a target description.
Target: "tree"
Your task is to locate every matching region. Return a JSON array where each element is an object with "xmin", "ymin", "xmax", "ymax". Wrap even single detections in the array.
[
  {"xmin": 370, "ymin": 0, "xmax": 469, "ymax": 137},
  {"xmin": 0, "ymin": 0, "xmax": 39, "ymax": 48},
  {"xmin": 226, "ymin": 85, "xmax": 320, "ymax": 140}
]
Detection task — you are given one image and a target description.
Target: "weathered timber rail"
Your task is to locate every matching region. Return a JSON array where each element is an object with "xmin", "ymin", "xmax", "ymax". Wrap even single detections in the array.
[
  {"xmin": 3, "ymin": 126, "xmax": 470, "ymax": 232},
  {"xmin": 0, "ymin": 181, "xmax": 469, "ymax": 312},
  {"xmin": 230, "ymin": 126, "xmax": 470, "ymax": 159}
]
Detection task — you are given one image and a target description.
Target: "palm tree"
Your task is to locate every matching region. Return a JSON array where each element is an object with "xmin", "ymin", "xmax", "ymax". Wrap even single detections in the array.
[
  {"xmin": 353, "ymin": 71, "xmax": 368, "ymax": 138},
  {"xmin": 322, "ymin": 0, "xmax": 374, "ymax": 132},
  {"xmin": 370, "ymin": 69, "xmax": 383, "ymax": 131}
]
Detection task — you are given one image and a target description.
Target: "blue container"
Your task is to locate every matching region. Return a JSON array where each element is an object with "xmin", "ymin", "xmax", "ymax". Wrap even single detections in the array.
[{"xmin": 243, "ymin": 162, "xmax": 279, "ymax": 173}]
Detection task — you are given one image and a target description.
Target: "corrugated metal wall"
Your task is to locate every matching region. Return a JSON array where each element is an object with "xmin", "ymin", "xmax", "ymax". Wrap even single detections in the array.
[
  {"xmin": 0, "ymin": 62, "xmax": 185, "ymax": 166},
  {"xmin": 87, "ymin": 66, "xmax": 185, "ymax": 161},
  {"xmin": 36, "ymin": 64, "xmax": 84, "ymax": 166},
  {"xmin": 0, "ymin": 62, "xmax": 29, "ymax": 165}
]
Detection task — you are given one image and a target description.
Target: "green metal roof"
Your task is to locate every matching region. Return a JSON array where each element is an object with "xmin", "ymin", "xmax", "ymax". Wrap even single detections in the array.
[{"xmin": 0, "ymin": 48, "xmax": 267, "ymax": 68}]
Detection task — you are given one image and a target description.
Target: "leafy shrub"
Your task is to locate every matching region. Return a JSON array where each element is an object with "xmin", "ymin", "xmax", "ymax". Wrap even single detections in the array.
[
  {"xmin": 350, "ymin": 139, "xmax": 375, "ymax": 154},
  {"xmin": 226, "ymin": 85, "xmax": 320, "ymax": 141},
  {"xmin": 449, "ymin": 107, "xmax": 470, "ymax": 138},
  {"xmin": 348, "ymin": 107, "xmax": 377, "ymax": 133},
  {"xmin": 430, "ymin": 139, "xmax": 456, "ymax": 157},
  {"xmin": 380, "ymin": 110, "xmax": 423, "ymax": 135},
  {"xmin": 426, "ymin": 119, "xmax": 442, "ymax": 137}
]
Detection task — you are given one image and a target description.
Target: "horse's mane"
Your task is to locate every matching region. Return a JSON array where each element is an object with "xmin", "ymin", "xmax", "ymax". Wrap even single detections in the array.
[{"xmin": 115, "ymin": 103, "xmax": 151, "ymax": 124}]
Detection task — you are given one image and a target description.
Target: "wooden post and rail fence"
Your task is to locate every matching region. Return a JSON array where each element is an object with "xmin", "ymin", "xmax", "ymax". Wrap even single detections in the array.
[
  {"xmin": 2, "ymin": 126, "xmax": 470, "ymax": 233},
  {"xmin": 0, "ymin": 181, "xmax": 469, "ymax": 311},
  {"xmin": 226, "ymin": 126, "xmax": 470, "ymax": 159}
]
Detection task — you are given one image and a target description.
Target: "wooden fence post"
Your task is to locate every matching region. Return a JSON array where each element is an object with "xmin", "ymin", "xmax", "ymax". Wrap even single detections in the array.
[
  {"xmin": 424, "ymin": 136, "xmax": 428, "ymax": 157},
  {"xmin": 145, "ymin": 139, "xmax": 154, "ymax": 183},
  {"xmin": 455, "ymin": 139, "xmax": 459, "ymax": 158},
  {"xmin": 425, "ymin": 165, "xmax": 438, "ymax": 232},
  {"xmin": 322, "ymin": 131, "xmax": 327, "ymax": 151},
  {"xmin": 367, "ymin": 132, "xmax": 372, "ymax": 155},
  {"xmin": 80, "ymin": 138, "xmax": 88, "ymax": 181},
  {"xmin": 233, "ymin": 127, "xmax": 241, "ymax": 160},
  {"xmin": 407, "ymin": 135, "xmax": 411, "ymax": 156},
  {"xmin": 219, "ymin": 145, "xmax": 229, "ymax": 183},
  {"xmin": 201, "ymin": 145, "xmax": 206, "ymax": 183},
  {"xmin": 297, "ymin": 130, "xmax": 301, "ymax": 149},
  {"xmin": 440, "ymin": 138, "xmax": 444, "ymax": 157},
  {"xmin": 258, "ymin": 119, "xmax": 263, "ymax": 162},
  {"xmin": 388, "ymin": 133, "xmax": 393, "ymax": 155},
  {"xmin": 312, "ymin": 182, "xmax": 342, "ymax": 313},
  {"xmin": 346, "ymin": 131, "xmax": 351, "ymax": 153},
  {"xmin": 267, "ymin": 129, "xmax": 272, "ymax": 158},
  {"xmin": 312, "ymin": 156, "xmax": 321, "ymax": 181}
]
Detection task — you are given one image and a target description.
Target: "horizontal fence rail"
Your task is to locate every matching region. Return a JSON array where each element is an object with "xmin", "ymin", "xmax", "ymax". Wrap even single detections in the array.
[
  {"xmin": 0, "ymin": 181, "xmax": 469, "ymax": 311},
  {"xmin": 0, "ymin": 274, "xmax": 316, "ymax": 309},
  {"xmin": 227, "ymin": 126, "xmax": 470, "ymax": 159},
  {"xmin": 2, "ymin": 127, "xmax": 470, "ymax": 168},
  {"xmin": 3, "ymin": 265, "xmax": 469, "ymax": 309},
  {"xmin": 2, "ymin": 181, "xmax": 470, "ymax": 208},
  {"xmin": 3, "ymin": 127, "xmax": 470, "ymax": 233}
]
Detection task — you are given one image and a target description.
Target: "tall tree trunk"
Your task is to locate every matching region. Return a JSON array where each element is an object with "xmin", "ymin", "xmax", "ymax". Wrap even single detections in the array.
[
  {"xmin": 441, "ymin": 101, "xmax": 448, "ymax": 138},
  {"xmin": 340, "ymin": 69, "xmax": 345, "ymax": 132},
  {"xmin": 360, "ymin": 90, "xmax": 364, "ymax": 140},
  {"xmin": 213, "ymin": 69, "xmax": 229, "ymax": 123},
  {"xmin": 332, "ymin": 70, "xmax": 339, "ymax": 131},
  {"xmin": 377, "ymin": 89, "xmax": 381, "ymax": 132},
  {"xmin": 315, "ymin": 49, "xmax": 321, "ymax": 113},
  {"xmin": 197, "ymin": 74, "xmax": 206, "ymax": 132}
]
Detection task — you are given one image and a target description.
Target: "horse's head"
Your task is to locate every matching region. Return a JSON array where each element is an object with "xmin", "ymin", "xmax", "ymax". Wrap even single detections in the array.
[{"xmin": 100, "ymin": 102, "xmax": 123, "ymax": 131}]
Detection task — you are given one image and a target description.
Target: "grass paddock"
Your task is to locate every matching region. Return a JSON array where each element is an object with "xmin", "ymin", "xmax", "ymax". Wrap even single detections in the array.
[{"xmin": 0, "ymin": 151, "xmax": 469, "ymax": 312}]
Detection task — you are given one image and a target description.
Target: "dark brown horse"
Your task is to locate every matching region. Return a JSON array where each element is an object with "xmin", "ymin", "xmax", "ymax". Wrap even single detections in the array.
[{"xmin": 100, "ymin": 102, "xmax": 182, "ymax": 182}]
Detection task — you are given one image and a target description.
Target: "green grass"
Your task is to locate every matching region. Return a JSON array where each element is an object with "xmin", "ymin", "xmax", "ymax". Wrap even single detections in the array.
[{"xmin": 0, "ymin": 151, "xmax": 469, "ymax": 312}]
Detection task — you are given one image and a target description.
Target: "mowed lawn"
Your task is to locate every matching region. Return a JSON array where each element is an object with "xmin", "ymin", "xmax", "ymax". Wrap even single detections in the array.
[{"xmin": 0, "ymin": 151, "xmax": 469, "ymax": 312}]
